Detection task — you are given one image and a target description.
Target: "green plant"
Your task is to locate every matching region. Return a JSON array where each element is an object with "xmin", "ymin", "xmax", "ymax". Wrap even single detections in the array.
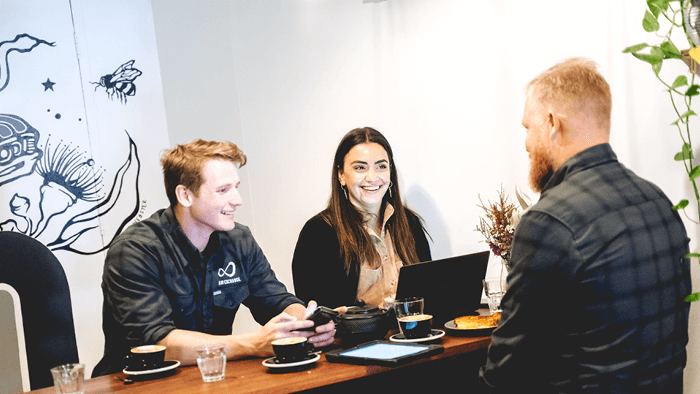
[{"xmin": 622, "ymin": 0, "xmax": 700, "ymax": 301}]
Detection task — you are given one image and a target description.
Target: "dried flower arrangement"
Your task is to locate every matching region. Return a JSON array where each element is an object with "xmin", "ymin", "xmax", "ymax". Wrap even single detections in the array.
[{"xmin": 475, "ymin": 187, "xmax": 518, "ymax": 263}]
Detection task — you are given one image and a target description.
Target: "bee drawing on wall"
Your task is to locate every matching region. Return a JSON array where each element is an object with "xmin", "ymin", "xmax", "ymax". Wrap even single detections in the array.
[{"xmin": 92, "ymin": 60, "xmax": 142, "ymax": 104}]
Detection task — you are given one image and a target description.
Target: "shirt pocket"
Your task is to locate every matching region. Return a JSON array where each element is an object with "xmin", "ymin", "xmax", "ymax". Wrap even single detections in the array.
[
  {"xmin": 213, "ymin": 284, "xmax": 249, "ymax": 310},
  {"xmin": 171, "ymin": 294, "xmax": 197, "ymax": 329}
]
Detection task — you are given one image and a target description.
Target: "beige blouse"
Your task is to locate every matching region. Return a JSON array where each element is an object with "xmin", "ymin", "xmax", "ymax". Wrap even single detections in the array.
[{"xmin": 356, "ymin": 204, "xmax": 403, "ymax": 309}]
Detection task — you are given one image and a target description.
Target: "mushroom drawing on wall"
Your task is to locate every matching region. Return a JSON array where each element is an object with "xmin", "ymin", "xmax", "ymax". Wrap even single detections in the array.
[
  {"xmin": 0, "ymin": 114, "xmax": 42, "ymax": 186},
  {"xmin": 0, "ymin": 117, "xmax": 141, "ymax": 254}
]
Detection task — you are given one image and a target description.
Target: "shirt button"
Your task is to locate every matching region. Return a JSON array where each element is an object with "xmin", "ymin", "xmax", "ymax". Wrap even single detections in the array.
[
  {"xmin": 229, "ymin": 302, "xmax": 234, "ymax": 307},
  {"xmin": 179, "ymin": 308, "xmax": 185, "ymax": 313}
]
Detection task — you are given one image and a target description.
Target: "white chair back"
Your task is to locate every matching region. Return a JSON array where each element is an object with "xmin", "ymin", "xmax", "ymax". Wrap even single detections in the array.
[{"xmin": 0, "ymin": 283, "xmax": 30, "ymax": 394}]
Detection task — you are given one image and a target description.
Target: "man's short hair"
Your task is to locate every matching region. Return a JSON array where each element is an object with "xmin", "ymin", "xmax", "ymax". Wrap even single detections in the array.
[
  {"xmin": 161, "ymin": 139, "xmax": 247, "ymax": 207},
  {"xmin": 526, "ymin": 57, "xmax": 612, "ymax": 130}
]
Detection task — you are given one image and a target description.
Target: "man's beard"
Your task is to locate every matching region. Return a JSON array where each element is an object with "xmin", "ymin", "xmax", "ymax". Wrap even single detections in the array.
[{"xmin": 529, "ymin": 146, "xmax": 554, "ymax": 193}]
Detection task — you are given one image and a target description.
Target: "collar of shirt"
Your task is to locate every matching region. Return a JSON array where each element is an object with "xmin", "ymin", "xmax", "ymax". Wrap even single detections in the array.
[
  {"xmin": 160, "ymin": 207, "xmax": 221, "ymax": 271},
  {"xmin": 541, "ymin": 143, "xmax": 617, "ymax": 196},
  {"xmin": 365, "ymin": 203, "xmax": 395, "ymax": 239}
]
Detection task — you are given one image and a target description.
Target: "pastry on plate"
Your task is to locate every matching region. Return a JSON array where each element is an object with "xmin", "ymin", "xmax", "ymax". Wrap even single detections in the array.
[{"xmin": 454, "ymin": 312, "xmax": 500, "ymax": 329}]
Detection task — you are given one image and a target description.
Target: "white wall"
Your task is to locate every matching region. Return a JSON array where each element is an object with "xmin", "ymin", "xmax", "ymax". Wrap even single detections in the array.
[{"xmin": 152, "ymin": 0, "xmax": 700, "ymax": 391}]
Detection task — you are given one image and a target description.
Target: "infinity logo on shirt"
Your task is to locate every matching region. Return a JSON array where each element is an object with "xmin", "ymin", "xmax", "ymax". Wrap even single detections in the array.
[
  {"xmin": 217, "ymin": 261, "xmax": 242, "ymax": 286},
  {"xmin": 218, "ymin": 261, "xmax": 236, "ymax": 277}
]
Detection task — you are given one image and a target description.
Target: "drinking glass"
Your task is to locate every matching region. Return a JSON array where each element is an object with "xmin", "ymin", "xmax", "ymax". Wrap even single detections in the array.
[
  {"xmin": 393, "ymin": 297, "xmax": 433, "ymax": 338},
  {"xmin": 195, "ymin": 343, "xmax": 226, "ymax": 382},
  {"xmin": 50, "ymin": 363, "xmax": 85, "ymax": 394},
  {"xmin": 393, "ymin": 297, "xmax": 424, "ymax": 319},
  {"xmin": 483, "ymin": 277, "xmax": 506, "ymax": 314}
]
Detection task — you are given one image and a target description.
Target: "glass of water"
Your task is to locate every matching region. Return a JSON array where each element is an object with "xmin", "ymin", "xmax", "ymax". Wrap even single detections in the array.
[
  {"xmin": 483, "ymin": 277, "xmax": 506, "ymax": 314},
  {"xmin": 194, "ymin": 343, "xmax": 226, "ymax": 382},
  {"xmin": 50, "ymin": 363, "xmax": 85, "ymax": 394}
]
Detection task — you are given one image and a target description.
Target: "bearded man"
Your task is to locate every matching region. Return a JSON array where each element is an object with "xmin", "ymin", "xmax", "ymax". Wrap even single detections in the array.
[{"xmin": 479, "ymin": 58, "xmax": 691, "ymax": 393}]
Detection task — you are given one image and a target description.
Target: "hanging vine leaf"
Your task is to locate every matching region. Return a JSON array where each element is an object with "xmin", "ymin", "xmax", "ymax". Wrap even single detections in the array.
[
  {"xmin": 671, "ymin": 75, "xmax": 688, "ymax": 90},
  {"xmin": 674, "ymin": 199, "xmax": 689, "ymax": 210},
  {"xmin": 647, "ymin": 0, "xmax": 670, "ymax": 18},
  {"xmin": 651, "ymin": 47, "xmax": 665, "ymax": 74},
  {"xmin": 660, "ymin": 41, "xmax": 683, "ymax": 59},
  {"xmin": 643, "ymin": 10, "xmax": 661, "ymax": 32},
  {"xmin": 685, "ymin": 292, "xmax": 700, "ymax": 302},
  {"xmin": 622, "ymin": 43, "xmax": 650, "ymax": 53},
  {"xmin": 674, "ymin": 143, "xmax": 693, "ymax": 161},
  {"xmin": 689, "ymin": 165, "xmax": 700, "ymax": 180},
  {"xmin": 672, "ymin": 110, "xmax": 697, "ymax": 125},
  {"xmin": 686, "ymin": 85, "xmax": 700, "ymax": 97},
  {"xmin": 631, "ymin": 52, "xmax": 663, "ymax": 64},
  {"xmin": 632, "ymin": 52, "xmax": 663, "ymax": 77}
]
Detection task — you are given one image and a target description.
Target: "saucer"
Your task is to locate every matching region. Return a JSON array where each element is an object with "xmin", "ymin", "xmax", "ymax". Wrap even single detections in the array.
[
  {"xmin": 389, "ymin": 329, "xmax": 445, "ymax": 343},
  {"xmin": 262, "ymin": 353, "xmax": 320, "ymax": 369},
  {"xmin": 123, "ymin": 360, "xmax": 180, "ymax": 376}
]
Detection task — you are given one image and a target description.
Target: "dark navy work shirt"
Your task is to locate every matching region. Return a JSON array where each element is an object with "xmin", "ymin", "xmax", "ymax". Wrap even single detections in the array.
[
  {"xmin": 93, "ymin": 207, "xmax": 303, "ymax": 376},
  {"xmin": 480, "ymin": 143, "xmax": 691, "ymax": 393}
]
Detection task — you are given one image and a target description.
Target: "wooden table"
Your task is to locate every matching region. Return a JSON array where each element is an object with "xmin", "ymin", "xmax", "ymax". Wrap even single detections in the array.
[{"xmin": 31, "ymin": 332, "xmax": 491, "ymax": 393}]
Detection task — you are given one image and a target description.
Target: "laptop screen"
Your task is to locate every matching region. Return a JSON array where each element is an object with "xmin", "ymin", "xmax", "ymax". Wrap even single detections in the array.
[{"xmin": 395, "ymin": 250, "xmax": 490, "ymax": 326}]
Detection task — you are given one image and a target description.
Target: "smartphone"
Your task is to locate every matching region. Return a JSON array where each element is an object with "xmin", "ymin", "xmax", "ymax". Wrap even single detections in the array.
[{"xmin": 301, "ymin": 305, "xmax": 339, "ymax": 331}]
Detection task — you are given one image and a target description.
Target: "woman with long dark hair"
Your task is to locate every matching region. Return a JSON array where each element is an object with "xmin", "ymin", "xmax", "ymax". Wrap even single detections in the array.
[{"xmin": 292, "ymin": 127, "xmax": 431, "ymax": 309}]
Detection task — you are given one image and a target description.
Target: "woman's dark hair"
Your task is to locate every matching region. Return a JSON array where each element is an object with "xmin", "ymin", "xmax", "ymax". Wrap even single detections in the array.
[{"xmin": 321, "ymin": 127, "xmax": 425, "ymax": 274}]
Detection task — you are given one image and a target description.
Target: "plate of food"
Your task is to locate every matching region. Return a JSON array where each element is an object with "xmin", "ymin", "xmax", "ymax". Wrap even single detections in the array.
[{"xmin": 444, "ymin": 312, "xmax": 500, "ymax": 334}]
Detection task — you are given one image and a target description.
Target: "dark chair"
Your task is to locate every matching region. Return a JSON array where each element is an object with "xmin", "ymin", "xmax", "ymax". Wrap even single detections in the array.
[{"xmin": 0, "ymin": 232, "xmax": 79, "ymax": 391}]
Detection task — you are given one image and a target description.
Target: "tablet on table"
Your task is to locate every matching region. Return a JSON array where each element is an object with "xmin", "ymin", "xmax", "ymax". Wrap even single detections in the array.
[{"xmin": 325, "ymin": 340, "xmax": 443, "ymax": 366}]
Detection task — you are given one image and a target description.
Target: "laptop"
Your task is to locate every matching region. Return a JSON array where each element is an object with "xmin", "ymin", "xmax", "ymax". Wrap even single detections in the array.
[{"xmin": 395, "ymin": 250, "xmax": 490, "ymax": 327}]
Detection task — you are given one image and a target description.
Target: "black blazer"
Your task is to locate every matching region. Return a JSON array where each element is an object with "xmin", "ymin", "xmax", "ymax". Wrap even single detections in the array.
[{"xmin": 291, "ymin": 211, "xmax": 431, "ymax": 309}]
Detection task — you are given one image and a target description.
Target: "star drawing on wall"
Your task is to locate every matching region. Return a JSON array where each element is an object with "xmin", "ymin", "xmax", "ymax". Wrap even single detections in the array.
[{"xmin": 42, "ymin": 78, "xmax": 55, "ymax": 91}]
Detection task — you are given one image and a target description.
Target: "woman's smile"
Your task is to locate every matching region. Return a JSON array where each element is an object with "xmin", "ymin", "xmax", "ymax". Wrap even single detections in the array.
[{"xmin": 339, "ymin": 142, "xmax": 391, "ymax": 215}]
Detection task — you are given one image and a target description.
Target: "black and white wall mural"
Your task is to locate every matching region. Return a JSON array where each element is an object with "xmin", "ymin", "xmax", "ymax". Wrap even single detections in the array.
[
  {"xmin": 1, "ymin": 0, "xmax": 171, "ymax": 374},
  {"xmin": 0, "ymin": 111, "xmax": 140, "ymax": 255},
  {"xmin": 92, "ymin": 60, "xmax": 143, "ymax": 104}
]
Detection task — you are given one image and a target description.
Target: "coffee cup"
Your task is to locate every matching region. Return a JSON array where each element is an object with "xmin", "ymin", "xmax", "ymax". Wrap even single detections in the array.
[
  {"xmin": 271, "ymin": 337, "xmax": 314, "ymax": 363},
  {"xmin": 397, "ymin": 314, "xmax": 433, "ymax": 339},
  {"xmin": 128, "ymin": 345, "xmax": 166, "ymax": 370}
]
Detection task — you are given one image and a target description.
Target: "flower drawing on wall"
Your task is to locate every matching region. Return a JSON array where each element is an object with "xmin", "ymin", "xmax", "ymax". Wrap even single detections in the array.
[
  {"xmin": 47, "ymin": 132, "xmax": 141, "ymax": 254},
  {"xmin": 33, "ymin": 136, "xmax": 105, "ymax": 238},
  {"xmin": 0, "ymin": 115, "xmax": 141, "ymax": 254},
  {"xmin": 91, "ymin": 60, "xmax": 142, "ymax": 104}
]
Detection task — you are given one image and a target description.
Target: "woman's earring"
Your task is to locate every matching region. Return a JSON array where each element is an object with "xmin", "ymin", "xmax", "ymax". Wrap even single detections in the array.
[
  {"xmin": 342, "ymin": 185, "xmax": 348, "ymax": 200},
  {"xmin": 389, "ymin": 181, "xmax": 393, "ymax": 198}
]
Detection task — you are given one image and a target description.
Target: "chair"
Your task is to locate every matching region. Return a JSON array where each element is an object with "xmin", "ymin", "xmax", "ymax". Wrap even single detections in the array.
[
  {"xmin": 0, "ymin": 232, "xmax": 79, "ymax": 392},
  {"xmin": 0, "ymin": 283, "xmax": 29, "ymax": 393}
]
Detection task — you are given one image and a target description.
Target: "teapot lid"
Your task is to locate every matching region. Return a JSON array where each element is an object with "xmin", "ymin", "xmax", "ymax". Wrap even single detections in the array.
[{"xmin": 340, "ymin": 305, "xmax": 388, "ymax": 319}]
